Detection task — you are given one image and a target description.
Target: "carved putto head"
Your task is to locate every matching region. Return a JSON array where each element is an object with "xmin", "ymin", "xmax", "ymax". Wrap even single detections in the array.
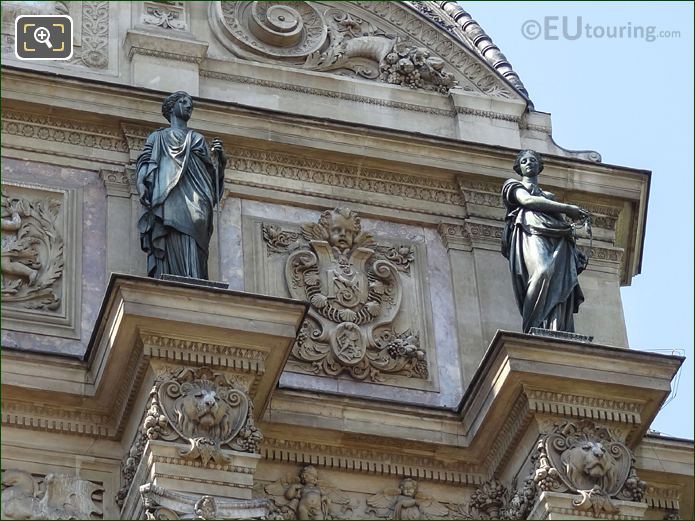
[
  {"xmin": 322, "ymin": 208, "xmax": 361, "ymax": 252},
  {"xmin": 513, "ymin": 149, "xmax": 544, "ymax": 177},
  {"xmin": 300, "ymin": 465, "xmax": 320, "ymax": 486},
  {"xmin": 399, "ymin": 478, "xmax": 418, "ymax": 498}
]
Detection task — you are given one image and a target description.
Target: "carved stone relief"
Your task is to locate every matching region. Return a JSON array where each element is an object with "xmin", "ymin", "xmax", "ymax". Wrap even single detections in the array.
[
  {"xmin": 1, "ymin": 1, "xmax": 108, "ymax": 69},
  {"xmin": 141, "ymin": 484, "xmax": 278, "ymax": 520},
  {"xmin": 262, "ymin": 465, "xmax": 353, "ymax": 520},
  {"xmin": 261, "ymin": 208, "xmax": 430, "ymax": 383},
  {"xmin": 1, "ymin": 469, "xmax": 103, "ymax": 520},
  {"xmin": 367, "ymin": 478, "xmax": 448, "ymax": 519},
  {"xmin": 1, "ymin": 187, "xmax": 63, "ymax": 310},
  {"xmin": 1, "ymin": 182, "xmax": 81, "ymax": 338},
  {"xmin": 116, "ymin": 367, "xmax": 262, "ymax": 507},
  {"xmin": 142, "ymin": 1, "xmax": 187, "ymax": 31},
  {"xmin": 514, "ymin": 419, "xmax": 647, "ymax": 517},
  {"xmin": 208, "ymin": 2, "xmax": 517, "ymax": 95}
]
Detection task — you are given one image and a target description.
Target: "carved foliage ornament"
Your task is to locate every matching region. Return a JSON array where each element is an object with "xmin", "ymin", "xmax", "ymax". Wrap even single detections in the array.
[
  {"xmin": 1, "ymin": 469, "xmax": 103, "ymax": 520},
  {"xmin": 209, "ymin": 2, "xmax": 458, "ymax": 93},
  {"xmin": 263, "ymin": 465, "xmax": 352, "ymax": 520},
  {"xmin": 264, "ymin": 209, "xmax": 427, "ymax": 382},
  {"xmin": 1, "ymin": 187, "xmax": 63, "ymax": 310}
]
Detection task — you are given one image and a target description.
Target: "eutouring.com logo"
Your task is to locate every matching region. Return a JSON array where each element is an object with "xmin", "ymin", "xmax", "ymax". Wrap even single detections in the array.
[
  {"xmin": 521, "ymin": 17, "xmax": 681, "ymax": 43},
  {"xmin": 15, "ymin": 15, "xmax": 73, "ymax": 60}
]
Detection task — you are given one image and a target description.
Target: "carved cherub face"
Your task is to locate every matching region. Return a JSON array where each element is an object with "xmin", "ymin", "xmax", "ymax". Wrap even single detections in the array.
[
  {"xmin": 328, "ymin": 213, "xmax": 358, "ymax": 251},
  {"xmin": 400, "ymin": 478, "xmax": 418, "ymax": 498},
  {"xmin": 301, "ymin": 466, "xmax": 319, "ymax": 486}
]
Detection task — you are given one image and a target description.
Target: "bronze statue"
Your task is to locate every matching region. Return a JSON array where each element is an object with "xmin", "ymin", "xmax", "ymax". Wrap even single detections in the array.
[
  {"xmin": 136, "ymin": 91, "xmax": 226, "ymax": 279},
  {"xmin": 501, "ymin": 150, "xmax": 590, "ymax": 333}
]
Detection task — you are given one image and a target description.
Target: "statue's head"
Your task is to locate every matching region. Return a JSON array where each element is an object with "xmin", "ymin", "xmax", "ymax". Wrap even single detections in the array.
[
  {"xmin": 301, "ymin": 465, "xmax": 319, "ymax": 486},
  {"xmin": 513, "ymin": 149, "xmax": 544, "ymax": 177},
  {"xmin": 322, "ymin": 208, "xmax": 361, "ymax": 252},
  {"xmin": 162, "ymin": 91, "xmax": 194, "ymax": 123},
  {"xmin": 399, "ymin": 478, "xmax": 418, "ymax": 498}
]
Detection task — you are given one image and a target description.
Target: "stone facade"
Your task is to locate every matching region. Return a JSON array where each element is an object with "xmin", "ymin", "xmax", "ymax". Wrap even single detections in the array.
[{"xmin": 1, "ymin": 2, "xmax": 691, "ymax": 520}]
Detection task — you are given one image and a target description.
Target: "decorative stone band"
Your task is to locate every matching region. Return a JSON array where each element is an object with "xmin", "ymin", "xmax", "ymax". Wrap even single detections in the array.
[
  {"xmin": 261, "ymin": 436, "xmax": 485, "ymax": 486},
  {"xmin": 201, "ymin": 70, "xmax": 457, "ymax": 117},
  {"xmin": 2, "ymin": 109, "xmax": 128, "ymax": 153},
  {"xmin": 127, "ymin": 46, "xmax": 205, "ymax": 64},
  {"xmin": 525, "ymin": 388, "xmax": 643, "ymax": 426}
]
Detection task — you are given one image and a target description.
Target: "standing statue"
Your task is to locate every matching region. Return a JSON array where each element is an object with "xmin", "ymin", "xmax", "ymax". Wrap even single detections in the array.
[
  {"xmin": 501, "ymin": 149, "xmax": 590, "ymax": 333},
  {"xmin": 136, "ymin": 91, "xmax": 226, "ymax": 280}
]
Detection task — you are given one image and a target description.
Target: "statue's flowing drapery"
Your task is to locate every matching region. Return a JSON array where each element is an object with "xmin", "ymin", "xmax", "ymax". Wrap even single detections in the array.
[
  {"xmin": 137, "ymin": 128, "xmax": 221, "ymax": 279},
  {"xmin": 502, "ymin": 179, "xmax": 586, "ymax": 333}
]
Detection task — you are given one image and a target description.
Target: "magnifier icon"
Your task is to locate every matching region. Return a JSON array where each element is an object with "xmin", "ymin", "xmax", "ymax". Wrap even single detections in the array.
[{"xmin": 34, "ymin": 26, "xmax": 53, "ymax": 49}]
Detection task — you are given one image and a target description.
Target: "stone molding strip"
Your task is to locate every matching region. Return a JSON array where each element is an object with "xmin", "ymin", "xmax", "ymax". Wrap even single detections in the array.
[{"xmin": 261, "ymin": 437, "xmax": 485, "ymax": 486}]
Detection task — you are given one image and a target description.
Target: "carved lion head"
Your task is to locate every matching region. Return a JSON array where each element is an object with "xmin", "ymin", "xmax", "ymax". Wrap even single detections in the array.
[
  {"xmin": 174, "ymin": 383, "xmax": 233, "ymax": 440},
  {"xmin": 561, "ymin": 440, "xmax": 619, "ymax": 492}
]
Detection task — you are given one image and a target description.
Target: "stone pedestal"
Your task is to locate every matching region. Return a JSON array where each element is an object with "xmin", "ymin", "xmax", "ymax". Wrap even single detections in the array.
[
  {"xmin": 124, "ymin": 28, "xmax": 208, "ymax": 95},
  {"xmin": 529, "ymin": 491, "xmax": 648, "ymax": 520},
  {"xmin": 120, "ymin": 441, "xmax": 263, "ymax": 519}
]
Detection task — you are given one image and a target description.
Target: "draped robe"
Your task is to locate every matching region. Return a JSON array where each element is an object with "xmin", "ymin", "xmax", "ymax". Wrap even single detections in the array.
[
  {"xmin": 136, "ymin": 128, "xmax": 222, "ymax": 279},
  {"xmin": 501, "ymin": 179, "xmax": 586, "ymax": 333}
]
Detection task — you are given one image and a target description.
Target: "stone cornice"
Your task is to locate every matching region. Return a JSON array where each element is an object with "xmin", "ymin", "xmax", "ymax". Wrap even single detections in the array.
[
  {"xmin": 201, "ymin": 70, "xmax": 456, "ymax": 117},
  {"xmin": 260, "ymin": 435, "xmax": 485, "ymax": 486},
  {"xmin": 1, "ymin": 275, "xmax": 308, "ymax": 439}
]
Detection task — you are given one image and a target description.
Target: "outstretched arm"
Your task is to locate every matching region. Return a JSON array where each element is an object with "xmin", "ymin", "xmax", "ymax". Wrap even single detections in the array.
[{"xmin": 512, "ymin": 188, "xmax": 589, "ymax": 220}]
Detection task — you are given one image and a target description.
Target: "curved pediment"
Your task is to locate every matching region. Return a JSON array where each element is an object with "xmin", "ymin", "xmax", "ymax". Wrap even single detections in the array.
[{"xmin": 208, "ymin": 1, "xmax": 528, "ymax": 101}]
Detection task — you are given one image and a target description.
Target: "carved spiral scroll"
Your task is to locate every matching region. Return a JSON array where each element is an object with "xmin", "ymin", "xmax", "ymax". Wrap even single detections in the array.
[{"xmin": 209, "ymin": 1, "xmax": 328, "ymax": 63}]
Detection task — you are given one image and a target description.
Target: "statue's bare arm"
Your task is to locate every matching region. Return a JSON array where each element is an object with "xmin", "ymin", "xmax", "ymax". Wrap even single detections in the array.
[{"xmin": 513, "ymin": 188, "xmax": 588, "ymax": 220}]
